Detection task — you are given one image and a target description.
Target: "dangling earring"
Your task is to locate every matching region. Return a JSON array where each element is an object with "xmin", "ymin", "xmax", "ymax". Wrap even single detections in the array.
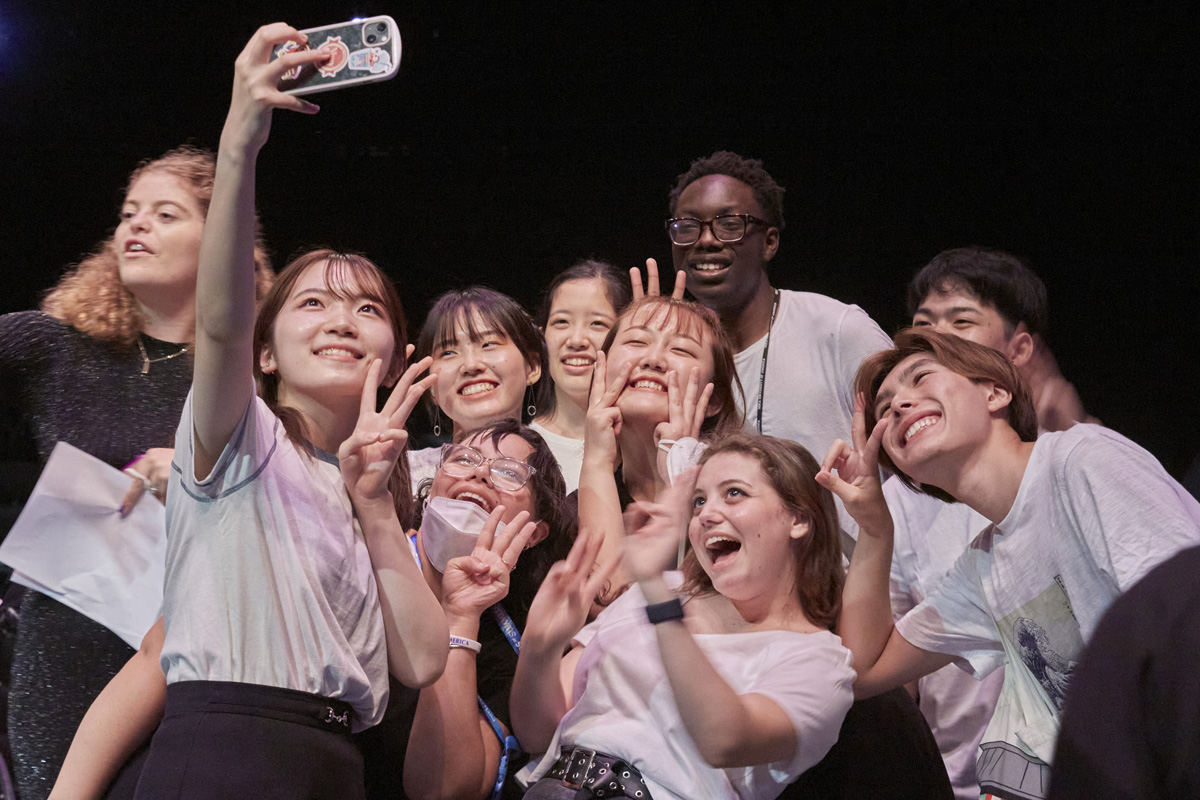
[
  {"xmin": 525, "ymin": 385, "xmax": 537, "ymax": 419},
  {"xmin": 432, "ymin": 406, "xmax": 442, "ymax": 438}
]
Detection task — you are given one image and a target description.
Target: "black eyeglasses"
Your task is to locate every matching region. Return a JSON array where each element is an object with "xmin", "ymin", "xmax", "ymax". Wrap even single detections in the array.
[
  {"xmin": 438, "ymin": 443, "xmax": 537, "ymax": 491},
  {"xmin": 665, "ymin": 214, "xmax": 770, "ymax": 246}
]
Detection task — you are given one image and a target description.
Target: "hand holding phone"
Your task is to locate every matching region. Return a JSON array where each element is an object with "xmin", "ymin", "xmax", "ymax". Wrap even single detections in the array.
[{"xmin": 272, "ymin": 15, "xmax": 401, "ymax": 95}]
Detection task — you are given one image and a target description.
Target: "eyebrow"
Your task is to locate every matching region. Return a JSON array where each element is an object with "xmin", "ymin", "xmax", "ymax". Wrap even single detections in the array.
[
  {"xmin": 875, "ymin": 357, "xmax": 939, "ymax": 409},
  {"xmin": 915, "ymin": 304, "xmax": 982, "ymax": 318}
]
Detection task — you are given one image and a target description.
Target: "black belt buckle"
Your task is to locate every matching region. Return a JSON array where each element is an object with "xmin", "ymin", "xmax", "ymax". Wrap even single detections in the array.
[{"xmin": 561, "ymin": 746, "xmax": 597, "ymax": 790}]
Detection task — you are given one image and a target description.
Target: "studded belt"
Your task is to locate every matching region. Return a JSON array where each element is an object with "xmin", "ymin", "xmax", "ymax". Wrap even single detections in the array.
[{"xmin": 545, "ymin": 745, "xmax": 653, "ymax": 799}]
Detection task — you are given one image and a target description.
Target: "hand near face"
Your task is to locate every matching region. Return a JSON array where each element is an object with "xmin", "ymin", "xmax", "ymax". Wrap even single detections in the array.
[
  {"xmin": 583, "ymin": 351, "xmax": 631, "ymax": 469},
  {"xmin": 339, "ymin": 357, "xmax": 435, "ymax": 509},
  {"xmin": 524, "ymin": 525, "xmax": 620, "ymax": 651},
  {"xmin": 224, "ymin": 23, "xmax": 331, "ymax": 153},
  {"xmin": 816, "ymin": 394, "xmax": 893, "ymax": 538},
  {"xmin": 630, "ymin": 258, "xmax": 687, "ymax": 302},
  {"xmin": 653, "ymin": 368, "xmax": 714, "ymax": 483},
  {"xmin": 622, "ymin": 467, "xmax": 698, "ymax": 582},
  {"xmin": 441, "ymin": 506, "xmax": 538, "ymax": 620}
]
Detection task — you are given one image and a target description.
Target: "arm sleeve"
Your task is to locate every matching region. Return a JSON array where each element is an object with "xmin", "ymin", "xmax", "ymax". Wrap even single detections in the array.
[
  {"xmin": 744, "ymin": 636, "xmax": 856, "ymax": 777},
  {"xmin": 1061, "ymin": 428, "xmax": 1200, "ymax": 592},
  {"xmin": 172, "ymin": 383, "xmax": 267, "ymax": 498},
  {"xmin": 895, "ymin": 547, "xmax": 1006, "ymax": 679}
]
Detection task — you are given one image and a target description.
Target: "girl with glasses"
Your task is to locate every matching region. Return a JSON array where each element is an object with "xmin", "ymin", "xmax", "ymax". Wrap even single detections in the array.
[{"xmin": 358, "ymin": 418, "xmax": 575, "ymax": 800}]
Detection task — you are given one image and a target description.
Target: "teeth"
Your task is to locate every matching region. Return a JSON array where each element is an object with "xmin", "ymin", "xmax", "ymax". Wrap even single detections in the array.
[
  {"xmin": 632, "ymin": 380, "xmax": 665, "ymax": 391},
  {"xmin": 691, "ymin": 262, "xmax": 725, "ymax": 272},
  {"xmin": 128, "ymin": 243, "xmax": 146, "ymax": 251},
  {"xmin": 904, "ymin": 416, "xmax": 939, "ymax": 443},
  {"xmin": 562, "ymin": 357, "xmax": 593, "ymax": 366},
  {"xmin": 704, "ymin": 535, "xmax": 738, "ymax": 548},
  {"xmin": 456, "ymin": 491, "xmax": 491, "ymax": 511},
  {"xmin": 315, "ymin": 348, "xmax": 360, "ymax": 358},
  {"xmin": 460, "ymin": 382, "xmax": 497, "ymax": 397}
]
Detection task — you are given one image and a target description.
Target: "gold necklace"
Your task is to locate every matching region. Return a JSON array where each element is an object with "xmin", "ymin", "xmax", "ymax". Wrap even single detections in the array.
[{"xmin": 137, "ymin": 337, "xmax": 190, "ymax": 375}]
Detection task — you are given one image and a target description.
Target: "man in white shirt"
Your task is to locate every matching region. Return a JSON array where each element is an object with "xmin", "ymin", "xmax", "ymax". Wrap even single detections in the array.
[
  {"xmin": 890, "ymin": 247, "xmax": 1098, "ymax": 799},
  {"xmin": 826, "ymin": 329, "xmax": 1200, "ymax": 800},
  {"xmin": 666, "ymin": 151, "xmax": 892, "ymax": 545}
]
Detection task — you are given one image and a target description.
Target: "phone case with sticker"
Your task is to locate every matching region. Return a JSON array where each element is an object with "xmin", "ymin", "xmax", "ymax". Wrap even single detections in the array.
[{"xmin": 273, "ymin": 15, "xmax": 401, "ymax": 95}]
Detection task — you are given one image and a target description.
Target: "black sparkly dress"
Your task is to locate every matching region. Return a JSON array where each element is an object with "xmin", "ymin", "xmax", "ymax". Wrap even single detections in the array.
[{"xmin": 0, "ymin": 311, "xmax": 192, "ymax": 800}]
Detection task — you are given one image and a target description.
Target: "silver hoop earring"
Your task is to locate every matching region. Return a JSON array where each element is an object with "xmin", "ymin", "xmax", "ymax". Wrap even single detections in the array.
[
  {"xmin": 525, "ymin": 386, "xmax": 537, "ymax": 418},
  {"xmin": 432, "ymin": 407, "xmax": 442, "ymax": 438}
]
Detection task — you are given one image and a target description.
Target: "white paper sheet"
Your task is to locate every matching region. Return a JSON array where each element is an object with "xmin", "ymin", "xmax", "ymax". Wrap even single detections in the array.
[{"xmin": 0, "ymin": 441, "xmax": 165, "ymax": 649}]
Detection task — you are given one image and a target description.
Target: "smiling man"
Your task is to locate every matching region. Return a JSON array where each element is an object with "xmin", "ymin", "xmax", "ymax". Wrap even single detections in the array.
[
  {"xmin": 667, "ymin": 152, "xmax": 892, "ymax": 480},
  {"xmin": 825, "ymin": 328, "xmax": 1200, "ymax": 800},
  {"xmin": 888, "ymin": 246, "xmax": 1098, "ymax": 799},
  {"xmin": 909, "ymin": 247, "xmax": 1098, "ymax": 432}
]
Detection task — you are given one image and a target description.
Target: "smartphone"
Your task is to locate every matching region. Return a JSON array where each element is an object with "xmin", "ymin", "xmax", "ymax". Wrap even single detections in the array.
[{"xmin": 272, "ymin": 15, "xmax": 401, "ymax": 95}]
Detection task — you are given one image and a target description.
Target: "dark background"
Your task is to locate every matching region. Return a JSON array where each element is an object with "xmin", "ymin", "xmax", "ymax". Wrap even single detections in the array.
[{"xmin": 2, "ymin": 3, "xmax": 1197, "ymax": 476}]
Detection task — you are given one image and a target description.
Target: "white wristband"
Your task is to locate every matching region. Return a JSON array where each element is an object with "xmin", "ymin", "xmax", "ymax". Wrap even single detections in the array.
[{"xmin": 449, "ymin": 635, "xmax": 482, "ymax": 654}]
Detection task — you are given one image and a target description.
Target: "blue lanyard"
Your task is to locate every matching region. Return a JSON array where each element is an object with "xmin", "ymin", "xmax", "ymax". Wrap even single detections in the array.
[
  {"xmin": 478, "ymin": 603, "xmax": 522, "ymax": 800},
  {"xmin": 491, "ymin": 603, "xmax": 521, "ymax": 653}
]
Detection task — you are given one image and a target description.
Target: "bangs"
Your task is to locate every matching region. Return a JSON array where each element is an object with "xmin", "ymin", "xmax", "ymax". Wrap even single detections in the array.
[
  {"xmin": 621, "ymin": 297, "xmax": 711, "ymax": 345},
  {"xmin": 431, "ymin": 302, "xmax": 509, "ymax": 351},
  {"xmin": 320, "ymin": 254, "xmax": 393, "ymax": 314}
]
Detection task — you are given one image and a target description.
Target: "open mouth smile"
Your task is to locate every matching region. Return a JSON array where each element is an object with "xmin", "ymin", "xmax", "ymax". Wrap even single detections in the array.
[
  {"xmin": 704, "ymin": 534, "xmax": 742, "ymax": 567},
  {"xmin": 453, "ymin": 490, "xmax": 493, "ymax": 511}
]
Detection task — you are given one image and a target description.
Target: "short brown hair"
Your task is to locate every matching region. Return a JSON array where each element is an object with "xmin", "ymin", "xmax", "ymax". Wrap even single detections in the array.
[
  {"xmin": 680, "ymin": 433, "xmax": 843, "ymax": 631},
  {"xmin": 856, "ymin": 328, "xmax": 1038, "ymax": 502},
  {"xmin": 601, "ymin": 296, "xmax": 745, "ymax": 438},
  {"xmin": 41, "ymin": 146, "xmax": 272, "ymax": 344}
]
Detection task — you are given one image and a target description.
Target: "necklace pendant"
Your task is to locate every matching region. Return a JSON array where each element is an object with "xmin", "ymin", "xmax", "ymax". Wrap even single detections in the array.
[{"xmin": 141, "ymin": 357, "xmax": 151, "ymax": 375}]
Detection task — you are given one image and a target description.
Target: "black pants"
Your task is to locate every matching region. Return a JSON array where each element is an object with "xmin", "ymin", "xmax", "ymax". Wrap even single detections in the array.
[{"xmin": 132, "ymin": 680, "xmax": 366, "ymax": 800}]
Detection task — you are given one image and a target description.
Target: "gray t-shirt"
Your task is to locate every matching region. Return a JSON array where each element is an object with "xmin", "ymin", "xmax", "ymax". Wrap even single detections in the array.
[{"xmin": 162, "ymin": 389, "xmax": 389, "ymax": 730}]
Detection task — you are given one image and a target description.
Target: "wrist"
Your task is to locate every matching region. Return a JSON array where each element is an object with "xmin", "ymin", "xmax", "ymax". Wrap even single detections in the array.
[
  {"xmin": 636, "ymin": 575, "xmax": 672, "ymax": 604},
  {"xmin": 444, "ymin": 611, "xmax": 482, "ymax": 639}
]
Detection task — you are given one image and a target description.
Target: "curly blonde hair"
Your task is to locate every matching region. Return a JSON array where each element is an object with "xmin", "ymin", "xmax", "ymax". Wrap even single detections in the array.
[{"xmin": 41, "ymin": 145, "xmax": 273, "ymax": 344}]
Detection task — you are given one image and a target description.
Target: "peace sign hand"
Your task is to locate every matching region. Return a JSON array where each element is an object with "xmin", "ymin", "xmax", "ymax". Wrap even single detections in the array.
[
  {"xmin": 816, "ymin": 393, "xmax": 893, "ymax": 538},
  {"xmin": 441, "ymin": 507, "xmax": 539, "ymax": 621},
  {"xmin": 339, "ymin": 356, "xmax": 436, "ymax": 510},
  {"xmin": 583, "ymin": 351, "xmax": 631, "ymax": 470},
  {"xmin": 630, "ymin": 258, "xmax": 687, "ymax": 302},
  {"xmin": 654, "ymin": 367, "xmax": 714, "ymax": 483},
  {"xmin": 523, "ymin": 525, "xmax": 621, "ymax": 652}
]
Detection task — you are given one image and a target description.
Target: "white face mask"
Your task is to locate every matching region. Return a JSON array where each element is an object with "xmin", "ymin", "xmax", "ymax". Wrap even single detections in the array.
[{"xmin": 421, "ymin": 495, "xmax": 507, "ymax": 573}]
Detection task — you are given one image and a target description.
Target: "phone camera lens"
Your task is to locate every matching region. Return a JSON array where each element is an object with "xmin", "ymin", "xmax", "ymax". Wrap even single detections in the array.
[
  {"xmin": 366, "ymin": 34, "xmax": 377, "ymax": 43},
  {"xmin": 377, "ymin": 23, "xmax": 387, "ymax": 31}
]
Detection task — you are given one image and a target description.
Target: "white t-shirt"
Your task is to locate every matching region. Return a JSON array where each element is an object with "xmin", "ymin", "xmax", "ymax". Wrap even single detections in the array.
[
  {"xmin": 529, "ymin": 420, "xmax": 584, "ymax": 494},
  {"xmin": 523, "ymin": 579, "xmax": 855, "ymax": 800},
  {"xmin": 885, "ymin": 477, "xmax": 1001, "ymax": 800},
  {"xmin": 735, "ymin": 290, "xmax": 892, "ymax": 542},
  {"xmin": 896, "ymin": 425, "xmax": 1200, "ymax": 783},
  {"xmin": 162, "ymin": 390, "xmax": 389, "ymax": 731}
]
